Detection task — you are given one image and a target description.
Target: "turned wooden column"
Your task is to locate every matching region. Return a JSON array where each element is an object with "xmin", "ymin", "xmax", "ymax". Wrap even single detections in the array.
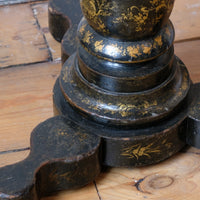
[{"xmin": 53, "ymin": 0, "xmax": 191, "ymax": 167}]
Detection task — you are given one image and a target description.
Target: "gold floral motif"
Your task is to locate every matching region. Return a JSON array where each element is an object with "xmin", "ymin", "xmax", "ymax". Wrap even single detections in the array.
[
  {"xmin": 62, "ymin": 67, "xmax": 68, "ymax": 83},
  {"xmin": 165, "ymin": 27, "xmax": 171, "ymax": 37},
  {"xmin": 121, "ymin": 143, "xmax": 161, "ymax": 160},
  {"xmin": 150, "ymin": 0, "xmax": 174, "ymax": 14},
  {"xmin": 49, "ymin": 169, "xmax": 74, "ymax": 185},
  {"xmin": 79, "ymin": 24, "xmax": 87, "ymax": 35},
  {"xmin": 82, "ymin": 0, "xmax": 118, "ymax": 34},
  {"xmin": 114, "ymin": 0, "xmax": 174, "ymax": 33},
  {"xmin": 82, "ymin": 31, "xmax": 93, "ymax": 44},
  {"xmin": 106, "ymin": 44, "xmax": 123, "ymax": 57},
  {"xmin": 80, "ymin": 99, "xmax": 159, "ymax": 118},
  {"xmin": 58, "ymin": 131, "xmax": 67, "ymax": 136},
  {"xmin": 142, "ymin": 44, "xmax": 152, "ymax": 54},
  {"xmin": 143, "ymin": 100, "xmax": 158, "ymax": 109},
  {"xmin": 75, "ymin": 131, "xmax": 89, "ymax": 142},
  {"xmin": 117, "ymin": 100, "xmax": 157, "ymax": 117},
  {"xmin": 94, "ymin": 40, "xmax": 104, "ymax": 52},
  {"xmin": 127, "ymin": 45, "xmax": 142, "ymax": 58},
  {"xmin": 117, "ymin": 103, "xmax": 137, "ymax": 117},
  {"xmin": 154, "ymin": 35, "xmax": 163, "ymax": 46}
]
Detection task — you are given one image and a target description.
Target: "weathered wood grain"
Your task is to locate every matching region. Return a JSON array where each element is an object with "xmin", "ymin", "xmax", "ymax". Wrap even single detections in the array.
[
  {"xmin": 96, "ymin": 147, "xmax": 200, "ymax": 200},
  {"xmin": 175, "ymin": 40, "xmax": 200, "ymax": 83},
  {"xmin": 0, "ymin": 62, "xmax": 61, "ymax": 152},
  {"xmin": 171, "ymin": 0, "xmax": 200, "ymax": 42},
  {"xmin": 0, "ymin": 0, "xmax": 46, "ymax": 6},
  {"xmin": 31, "ymin": 3, "xmax": 61, "ymax": 61},
  {"xmin": 0, "ymin": 4, "xmax": 50, "ymax": 68},
  {"xmin": 42, "ymin": 183, "xmax": 100, "ymax": 200},
  {"xmin": 0, "ymin": 150, "xmax": 30, "ymax": 167}
]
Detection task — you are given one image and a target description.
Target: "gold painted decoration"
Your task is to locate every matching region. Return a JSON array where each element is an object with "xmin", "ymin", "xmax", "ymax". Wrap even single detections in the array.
[
  {"xmin": 121, "ymin": 143, "xmax": 161, "ymax": 160},
  {"xmin": 81, "ymin": 0, "xmax": 174, "ymax": 39},
  {"xmin": 60, "ymin": 54, "xmax": 190, "ymax": 126},
  {"xmin": 78, "ymin": 18, "xmax": 174, "ymax": 63},
  {"xmin": 81, "ymin": 0, "xmax": 118, "ymax": 34},
  {"xmin": 113, "ymin": 0, "xmax": 174, "ymax": 32}
]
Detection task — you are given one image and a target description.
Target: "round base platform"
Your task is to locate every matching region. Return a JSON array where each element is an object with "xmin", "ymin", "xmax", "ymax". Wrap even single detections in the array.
[{"xmin": 53, "ymin": 79, "xmax": 187, "ymax": 167}]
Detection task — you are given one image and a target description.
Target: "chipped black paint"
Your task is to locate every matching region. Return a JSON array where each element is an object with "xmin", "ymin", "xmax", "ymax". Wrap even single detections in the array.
[
  {"xmin": 48, "ymin": 0, "xmax": 82, "ymax": 42},
  {"xmin": 187, "ymin": 83, "xmax": 200, "ymax": 148},
  {"xmin": 0, "ymin": 116, "xmax": 101, "ymax": 199},
  {"xmin": 53, "ymin": 79, "xmax": 187, "ymax": 167}
]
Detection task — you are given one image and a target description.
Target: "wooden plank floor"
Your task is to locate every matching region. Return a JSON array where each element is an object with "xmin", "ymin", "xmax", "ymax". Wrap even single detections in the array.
[
  {"xmin": 0, "ymin": 0, "xmax": 200, "ymax": 199},
  {"xmin": 0, "ymin": 0, "xmax": 46, "ymax": 6},
  {"xmin": 0, "ymin": 4, "xmax": 50, "ymax": 68}
]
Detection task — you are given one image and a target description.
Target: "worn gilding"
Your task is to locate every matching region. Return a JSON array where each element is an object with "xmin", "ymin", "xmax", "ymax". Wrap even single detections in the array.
[
  {"xmin": 81, "ymin": 0, "xmax": 174, "ymax": 40},
  {"xmin": 53, "ymin": 79, "xmax": 187, "ymax": 167},
  {"xmin": 60, "ymin": 54, "xmax": 190, "ymax": 126},
  {"xmin": 121, "ymin": 143, "xmax": 161, "ymax": 159},
  {"xmin": 78, "ymin": 18, "xmax": 174, "ymax": 63}
]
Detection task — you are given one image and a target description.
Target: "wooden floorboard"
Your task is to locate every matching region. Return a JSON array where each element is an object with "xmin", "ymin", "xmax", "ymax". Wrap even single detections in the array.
[
  {"xmin": 0, "ymin": 62, "xmax": 61, "ymax": 152},
  {"xmin": 96, "ymin": 147, "xmax": 200, "ymax": 200},
  {"xmin": 0, "ymin": 150, "xmax": 30, "ymax": 167},
  {"xmin": 0, "ymin": 0, "xmax": 46, "ymax": 6},
  {"xmin": 171, "ymin": 0, "xmax": 200, "ymax": 42},
  {"xmin": 43, "ymin": 183, "xmax": 100, "ymax": 200},
  {"xmin": 0, "ymin": 4, "xmax": 50, "ymax": 68},
  {"xmin": 175, "ymin": 40, "xmax": 200, "ymax": 83},
  {"xmin": 31, "ymin": 3, "xmax": 61, "ymax": 62}
]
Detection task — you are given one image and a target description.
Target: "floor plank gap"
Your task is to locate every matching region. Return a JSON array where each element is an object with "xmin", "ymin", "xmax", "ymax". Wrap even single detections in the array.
[
  {"xmin": 0, "ymin": 0, "xmax": 47, "ymax": 6},
  {"xmin": 94, "ymin": 181, "xmax": 103, "ymax": 200},
  {"xmin": 0, "ymin": 60, "xmax": 49, "ymax": 70},
  {"xmin": 175, "ymin": 37, "xmax": 200, "ymax": 44},
  {"xmin": 0, "ymin": 147, "xmax": 30, "ymax": 155},
  {"xmin": 31, "ymin": 3, "xmax": 53, "ymax": 62}
]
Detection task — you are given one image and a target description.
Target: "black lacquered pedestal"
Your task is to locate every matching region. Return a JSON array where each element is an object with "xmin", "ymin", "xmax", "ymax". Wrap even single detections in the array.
[{"xmin": 0, "ymin": 0, "xmax": 200, "ymax": 199}]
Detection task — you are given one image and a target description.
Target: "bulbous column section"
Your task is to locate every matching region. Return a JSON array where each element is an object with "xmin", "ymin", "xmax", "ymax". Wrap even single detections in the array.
[{"xmin": 80, "ymin": 0, "xmax": 174, "ymax": 40}]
